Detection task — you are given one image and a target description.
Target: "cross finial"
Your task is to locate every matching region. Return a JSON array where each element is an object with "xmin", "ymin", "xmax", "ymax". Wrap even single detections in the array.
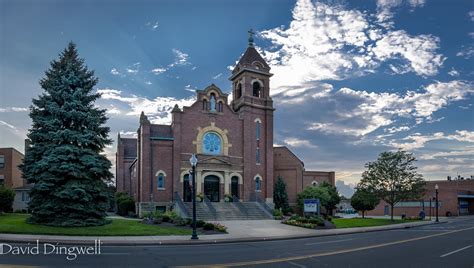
[{"xmin": 248, "ymin": 28, "xmax": 255, "ymax": 47}]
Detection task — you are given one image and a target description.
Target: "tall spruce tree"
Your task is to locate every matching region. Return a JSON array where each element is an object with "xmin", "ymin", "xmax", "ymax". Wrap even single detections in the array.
[
  {"xmin": 20, "ymin": 42, "xmax": 112, "ymax": 226},
  {"xmin": 273, "ymin": 176, "xmax": 290, "ymax": 212}
]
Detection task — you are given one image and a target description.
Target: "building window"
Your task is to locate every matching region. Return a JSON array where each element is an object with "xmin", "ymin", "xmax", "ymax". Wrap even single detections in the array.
[
  {"xmin": 236, "ymin": 83, "xmax": 242, "ymax": 99},
  {"xmin": 202, "ymin": 132, "xmax": 222, "ymax": 155},
  {"xmin": 217, "ymin": 102, "xmax": 223, "ymax": 112},
  {"xmin": 203, "ymin": 99, "xmax": 208, "ymax": 111},
  {"xmin": 0, "ymin": 175, "xmax": 4, "ymax": 186},
  {"xmin": 157, "ymin": 173, "xmax": 165, "ymax": 189},
  {"xmin": 21, "ymin": 192, "xmax": 30, "ymax": 202},
  {"xmin": 0, "ymin": 155, "xmax": 4, "ymax": 168},
  {"xmin": 256, "ymin": 121, "xmax": 260, "ymax": 140},
  {"xmin": 252, "ymin": 82, "xmax": 261, "ymax": 98},
  {"xmin": 255, "ymin": 177, "xmax": 261, "ymax": 191},
  {"xmin": 256, "ymin": 148, "xmax": 260, "ymax": 164}
]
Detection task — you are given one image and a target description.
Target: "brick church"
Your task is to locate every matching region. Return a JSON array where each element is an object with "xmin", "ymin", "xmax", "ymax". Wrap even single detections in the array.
[{"xmin": 116, "ymin": 33, "xmax": 335, "ymax": 216}]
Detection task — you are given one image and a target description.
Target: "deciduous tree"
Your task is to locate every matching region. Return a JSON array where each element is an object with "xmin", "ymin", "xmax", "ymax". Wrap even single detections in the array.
[{"xmin": 359, "ymin": 150, "xmax": 425, "ymax": 221}]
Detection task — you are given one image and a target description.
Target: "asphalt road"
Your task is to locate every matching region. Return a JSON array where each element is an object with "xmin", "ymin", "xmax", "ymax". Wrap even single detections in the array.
[{"xmin": 0, "ymin": 217, "xmax": 473, "ymax": 268}]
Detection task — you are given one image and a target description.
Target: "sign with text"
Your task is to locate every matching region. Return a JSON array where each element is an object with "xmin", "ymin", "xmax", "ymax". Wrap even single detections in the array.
[{"xmin": 304, "ymin": 199, "xmax": 320, "ymax": 213}]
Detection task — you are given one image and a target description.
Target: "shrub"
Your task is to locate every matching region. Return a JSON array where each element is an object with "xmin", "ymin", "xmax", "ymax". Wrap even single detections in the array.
[
  {"xmin": 203, "ymin": 222, "xmax": 214, "ymax": 230},
  {"xmin": 115, "ymin": 192, "xmax": 135, "ymax": 216},
  {"xmin": 185, "ymin": 218, "xmax": 193, "ymax": 226},
  {"xmin": 273, "ymin": 209, "xmax": 283, "ymax": 217},
  {"xmin": 162, "ymin": 215, "xmax": 171, "ymax": 222},
  {"xmin": 172, "ymin": 216, "xmax": 186, "ymax": 226},
  {"xmin": 0, "ymin": 187, "xmax": 15, "ymax": 213},
  {"xmin": 213, "ymin": 223, "xmax": 227, "ymax": 233},
  {"xmin": 196, "ymin": 220, "xmax": 206, "ymax": 228}
]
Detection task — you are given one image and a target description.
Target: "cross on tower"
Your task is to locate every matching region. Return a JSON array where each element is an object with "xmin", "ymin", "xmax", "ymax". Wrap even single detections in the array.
[{"xmin": 248, "ymin": 28, "xmax": 255, "ymax": 47}]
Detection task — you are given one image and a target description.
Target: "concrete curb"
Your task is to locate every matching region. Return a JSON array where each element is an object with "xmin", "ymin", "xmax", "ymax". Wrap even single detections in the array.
[{"xmin": 0, "ymin": 220, "xmax": 447, "ymax": 246}]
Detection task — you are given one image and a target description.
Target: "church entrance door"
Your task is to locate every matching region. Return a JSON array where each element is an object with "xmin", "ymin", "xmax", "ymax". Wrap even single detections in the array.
[
  {"xmin": 183, "ymin": 174, "xmax": 192, "ymax": 202},
  {"xmin": 231, "ymin": 176, "xmax": 239, "ymax": 199},
  {"xmin": 204, "ymin": 175, "xmax": 220, "ymax": 202}
]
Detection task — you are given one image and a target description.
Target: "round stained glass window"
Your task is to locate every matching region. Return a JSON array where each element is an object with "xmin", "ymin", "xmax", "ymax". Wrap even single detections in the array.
[{"xmin": 203, "ymin": 132, "xmax": 222, "ymax": 155}]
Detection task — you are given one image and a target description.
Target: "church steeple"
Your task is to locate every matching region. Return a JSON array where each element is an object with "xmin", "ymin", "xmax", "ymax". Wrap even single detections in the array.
[{"xmin": 229, "ymin": 30, "xmax": 273, "ymax": 111}]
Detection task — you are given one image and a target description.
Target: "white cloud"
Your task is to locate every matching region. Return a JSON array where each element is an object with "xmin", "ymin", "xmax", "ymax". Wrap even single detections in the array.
[
  {"xmin": 259, "ymin": 0, "xmax": 444, "ymax": 94},
  {"xmin": 212, "ymin": 73, "xmax": 222, "ymax": 80},
  {"xmin": 448, "ymin": 68, "xmax": 460, "ymax": 77},
  {"xmin": 97, "ymin": 88, "xmax": 196, "ymax": 124},
  {"xmin": 469, "ymin": 11, "xmax": 474, "ymax": 21},
  {"xmin": 385, "ymin": 125, "xmax": 410, "ymax": 133},
  {"xmin": 145, "ymin": 81, "xmax": 152, "ymax": 85},
  {"xmin": 145, "ymin": 21, "xmax": 159, "ymax": 31},
  {"xmin": 284, "ymin": 137, "xmax": 318, "ymax": 148},
  {"xmin": 390, "ymin": 130, "xmax": 474, "ymax": 150},
  {"xmin": 126, "ymin": 62, "xmax": 140, "ymax": 74},
  {"xmin": 376, "ymin": 0, "xmax": 425, "ymax": 25},
  {"xmin": 0, "ymin": 107, "xmax": 28, "ymax": 112},
  {"xmin": 169, "ymin": 49, "xmax": 190, "ymax": 67},
  {"xmin": 151, "ymin": 67, "xmax": 167, "ymax": 75},
  {"xmin": 0, "ymin": 120, "xmax": 17, "ymax": 131},
  {"xmin": 372, "ymin": 30, "xmax": 444, "ymax": 76},
  {"xmin": 304, "ymin": 80, "xmax": 473, "ymax": 137},
  {"xmin": 110, "ymin": 68, "xmax": 121, "ymax": 76},
  {"xmin": 456, "ymin": 47, "xmax": 474, "ymax": 59},
  {"xmin": 119, "ymin": 131, "xmax": 138, "ymax": 138}
]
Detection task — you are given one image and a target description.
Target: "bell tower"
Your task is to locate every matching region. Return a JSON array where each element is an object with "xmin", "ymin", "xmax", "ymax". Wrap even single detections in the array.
[
  {"xmin": 229, "ymin": 30, "xmax": 275, "ymax": 204},
  {"xmin": 230, "ymin": 29, "xmax": 273, "ymax": 111}
]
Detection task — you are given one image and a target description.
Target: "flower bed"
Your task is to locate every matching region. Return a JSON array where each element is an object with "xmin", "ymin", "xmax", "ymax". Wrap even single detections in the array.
[{"xmin": 142, "ymin": 211, "xmax": 227, "ymax": 234}]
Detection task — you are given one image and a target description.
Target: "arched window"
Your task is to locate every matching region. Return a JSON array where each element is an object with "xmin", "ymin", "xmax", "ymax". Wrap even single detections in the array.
[
  {"xmin": 256, "ymin": 148, "xmax": 260, "ymax": 164},
  {"xmin": 203, "ymin": 99, "xmax": 208, "ymax": 111},
  {"xmin": 256, "ymin": 121, "xmax": 261, "ymax": 140},
  {"xmin": 253, "ymin": 82, "xmax": 261, "ymax": 98},
  {"xmin": 255, "ymin": 177, "xmax": 261, "ymax": 191},
  {"xmin": 218, "ymin": 102, "xmax": 223, "ymax": 112},
  {"xmin": 202, "ymin": 132, "xmax": 222, "ymax": 155},
  {"xmin": 157, "ymin": 173, "xmax": 165, "ymax": 189},
  {"xmin": 236, "ymin": 83, "xmax": 242, "ymax": 99}
]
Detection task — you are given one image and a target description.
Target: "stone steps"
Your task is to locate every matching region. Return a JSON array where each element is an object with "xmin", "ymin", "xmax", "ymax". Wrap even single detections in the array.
[{"xmin": 183, "ymin": 202, "xmax": 272, "ymax": 220}]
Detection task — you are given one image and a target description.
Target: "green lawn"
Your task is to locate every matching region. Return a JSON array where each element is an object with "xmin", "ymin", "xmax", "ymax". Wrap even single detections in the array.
[
  {"xmin": 0, "ymin": 214, "xmax": 191, "ymax": 236},
  {"xmin": 332, "ymin": 218, "xmax": 408, "ymax": 228}
]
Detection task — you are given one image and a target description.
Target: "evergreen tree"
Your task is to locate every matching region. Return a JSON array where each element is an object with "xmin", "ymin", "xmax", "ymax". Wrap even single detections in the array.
[
  {"xmin": 20, "ymin": 42, "xmax": 112, "ymax": 226},
  {"xmin": 273, "ymin": 176, "xmax": 290, "ymax": 212}
]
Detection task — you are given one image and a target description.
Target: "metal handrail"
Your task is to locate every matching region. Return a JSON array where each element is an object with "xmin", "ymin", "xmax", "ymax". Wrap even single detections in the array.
[
  {"xmin": 174, "ymin": 191, "xmax": 190, "ymax": 218},
  {"xmin": 203, "ymin": 196, "xmax": 217, "ymax": 220},
  {"xmin": 232, "ymin": 195, "xmax": 249, "ymax": 218},
  {"xmin": 255, "ymin": 195, "xmax": 274, "ymax": 218}
]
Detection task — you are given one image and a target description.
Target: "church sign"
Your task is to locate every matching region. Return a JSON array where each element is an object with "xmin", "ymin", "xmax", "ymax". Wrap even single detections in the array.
[{"xmin": 304, "ymin": 199, "xmax": 320, "ymax": 214}]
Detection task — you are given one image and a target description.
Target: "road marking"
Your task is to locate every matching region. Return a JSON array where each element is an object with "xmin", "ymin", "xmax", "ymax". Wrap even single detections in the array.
[
  {"xmin": 305, "ymin": 238, "xmax": 353, "ymax": 246},
  {"xmin": 440, "ymin": 245, "xmax": 473, "ymax": 258},
  {"xmin": 286, "ymin": 261, "xmax": 306, "ymax": 268},
  {"xmin": 175, "ymin": 226, "xmax": 474, "ymax": 268}
]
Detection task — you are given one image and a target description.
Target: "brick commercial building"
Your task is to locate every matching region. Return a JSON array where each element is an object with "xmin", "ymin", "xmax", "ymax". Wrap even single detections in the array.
[
  {"xmin": 366, "ymin": 179, "xmax": 474, "ymax": 218},
  {"xmin": 0, "ymin": 147, "xmax": 32, "ymax": 211},
  {"xmin": 116, "ymin": 34, "xmax": 335, "ymax": 216}
]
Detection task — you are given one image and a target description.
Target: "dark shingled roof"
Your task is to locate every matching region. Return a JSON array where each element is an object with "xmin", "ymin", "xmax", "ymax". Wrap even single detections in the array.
[
  {"xmin": 236, "ymin": 46, "xmax": 270, "ymax": 69},
  {"xmin": 150, "ymin": 125, "xmax": 173, "ymax": 139},
  {"xmin": 122, "ymin": 138, "xmax": 137, "ymax": 158}
]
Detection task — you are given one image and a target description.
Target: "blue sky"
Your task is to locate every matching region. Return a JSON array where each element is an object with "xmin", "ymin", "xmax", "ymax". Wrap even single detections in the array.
[{"xmin": 1, "ymin": 0, "xmax": 473, "ymax": 194}]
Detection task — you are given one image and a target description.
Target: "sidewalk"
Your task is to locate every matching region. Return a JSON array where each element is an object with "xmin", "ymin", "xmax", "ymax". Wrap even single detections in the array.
[{"xmin": 0, "ymin": 219, "xmax": 446, "ymax": 246}]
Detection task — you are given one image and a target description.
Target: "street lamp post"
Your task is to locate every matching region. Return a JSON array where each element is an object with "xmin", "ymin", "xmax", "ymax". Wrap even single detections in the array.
[
  {"xmin": 190, "ymin": 154, "xmax": 199, "ymax": 240},
  {"xmin": 435, "ymin": 184, "xmax": 439, "ymax": 223}
]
